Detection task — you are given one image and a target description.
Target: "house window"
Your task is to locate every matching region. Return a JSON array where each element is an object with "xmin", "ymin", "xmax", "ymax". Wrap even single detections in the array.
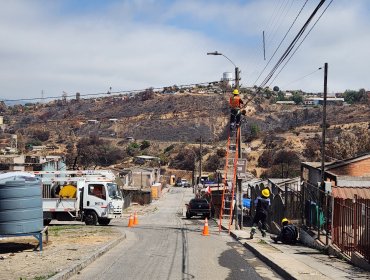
[{"xmin": 88, "ymin": 184, "xmax": 106, "ymax": 200}]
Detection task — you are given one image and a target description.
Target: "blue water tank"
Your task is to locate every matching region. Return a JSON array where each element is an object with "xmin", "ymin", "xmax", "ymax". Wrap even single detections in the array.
[{"xmin": 0, "ymin": 173, "xmax": 43, "ymax": 235}]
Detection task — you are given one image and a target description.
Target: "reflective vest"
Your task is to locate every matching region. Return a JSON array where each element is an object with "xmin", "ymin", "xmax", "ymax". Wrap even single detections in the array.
[{"xmin": 229, "ymin": 96, "xmax": 242, "ymax": 109}]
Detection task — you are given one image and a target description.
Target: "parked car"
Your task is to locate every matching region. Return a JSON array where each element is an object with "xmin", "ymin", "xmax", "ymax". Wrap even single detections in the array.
[
  {"xmin": 185, "ymin": 198, "xmax": 211, "ymax": 219},
  {"xmin": 183, "ymin": 182, "xmax": 191, "ymax": 188},
  {"xmin": 181, "ymin": 179, "xmax": 191, "ymax": 188}
]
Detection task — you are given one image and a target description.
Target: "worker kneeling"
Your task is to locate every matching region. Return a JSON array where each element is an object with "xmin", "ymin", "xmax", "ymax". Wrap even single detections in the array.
[{"xmin": 271, "ymin": 218, "xmax": 298, "ymax": 245}]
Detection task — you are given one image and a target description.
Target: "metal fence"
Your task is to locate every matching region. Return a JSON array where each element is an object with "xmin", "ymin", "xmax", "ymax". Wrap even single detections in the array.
[
  {"xmin": 248, "ymin": 183, "xmax": 303, "ymax": 232},
  {"xmin": 302, "ymin": 182, "xmax": 331, "ymax": 231},
  {"xmin": 332, "ymin": 196, "xmax": 370, "ymax": 262}
]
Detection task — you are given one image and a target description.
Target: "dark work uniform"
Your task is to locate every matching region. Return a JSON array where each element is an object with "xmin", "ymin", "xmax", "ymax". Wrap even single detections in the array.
[
  {"xmin": 275, "ymin": 224, "xmax": 298, "ymax": 244},
  {"xmin": 252, "ymin": 196, "xmax": 270, "ymax": 231}
]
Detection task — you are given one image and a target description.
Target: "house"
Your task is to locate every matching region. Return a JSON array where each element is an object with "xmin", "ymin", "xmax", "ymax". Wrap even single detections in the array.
[
  {"xmin": 130, "ymin": 167, "xmax": 160, "ymax": 189},
  {"xmin": 301, "ymin": 154, "xmax": 370, "ymax": 265},
  {"xmin": 303, "ymin": 97, "xmax": 344, "ymax": 106},
  {"xmin": 276, "ymin": 101, "xmax": 295, "ymax": 105},
  {"xmin": 0, "ymin": 154, "xmax": 66, "ymax": 172}
]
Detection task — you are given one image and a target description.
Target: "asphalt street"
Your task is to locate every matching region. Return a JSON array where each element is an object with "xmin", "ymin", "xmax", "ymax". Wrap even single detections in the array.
[{"xmin": 69, "ymin": 187, "xmax": 281, "ymax": 280}]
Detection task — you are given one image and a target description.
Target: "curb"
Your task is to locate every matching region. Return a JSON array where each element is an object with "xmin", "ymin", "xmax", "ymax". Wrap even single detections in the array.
[
  {"xmin": 224, "ymin": 226, "xmax": 297, "ymax": 280},
  {"xmin": 49, "ymin": 231, "xmax": 126, "ymax": 280}
]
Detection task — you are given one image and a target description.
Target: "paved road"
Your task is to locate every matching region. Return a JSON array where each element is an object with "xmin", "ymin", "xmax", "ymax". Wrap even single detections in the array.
[{"xmin": 70, "ymin": 187, "xmax": 281, "ymax": 280}]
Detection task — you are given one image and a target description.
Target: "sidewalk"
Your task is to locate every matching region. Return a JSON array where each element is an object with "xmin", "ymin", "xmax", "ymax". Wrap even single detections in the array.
[{"xmin": 229, "ymin": 225, "xmax": 370, "ymax": 280}]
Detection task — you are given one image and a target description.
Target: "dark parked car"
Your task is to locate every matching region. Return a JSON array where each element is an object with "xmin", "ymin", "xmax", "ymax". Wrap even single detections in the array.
[
  {"xmin": 183, "ymin": 182, "xmax": 191, "ymax": 188},
  {"xmin": 185, "ymin": 198, "xmax": 211, "ymax": 219}
]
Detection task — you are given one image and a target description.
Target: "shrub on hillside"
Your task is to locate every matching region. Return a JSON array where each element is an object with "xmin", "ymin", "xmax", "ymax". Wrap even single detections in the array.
[
  {"xmin": 169, "ymin": 149, "xmax": 195, "ymax": 171},
  {"xmin": 258, "ymin": 150, "xmax": 275, "ymax": 168},
  {"xmin": 204, "ymin": 154, "xmax": 222, "ymax": 172}
]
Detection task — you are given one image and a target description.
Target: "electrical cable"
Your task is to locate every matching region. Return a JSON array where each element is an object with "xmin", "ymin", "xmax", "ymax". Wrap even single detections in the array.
[
  {"xmin": 0, "ymin": 80, "xmax": 224, "ymax": 103},
  {"xmin": 259, "ymin": 0, "xmax": 327, "ymax": 88},
  {"xmin": 264, "ymin": 0, "xmax": 291, "ymax": 45},
  {"xmin": 250, "ymin": 0, "xmax": 294, "ymax": 81},
  {"xmin": 265, "ymin": 0, "xmax": 294, "ymax": 54},
  {"xmin": 281, "ymin": 67, "xmax": 322, "ymax": 89},
  {"xmin": 268, "ymin": 0, "xmax": 334, "ymax": 87},
  {"xmin": 253, "ymin": 0, "xmax": 309, "ymax": 86}
]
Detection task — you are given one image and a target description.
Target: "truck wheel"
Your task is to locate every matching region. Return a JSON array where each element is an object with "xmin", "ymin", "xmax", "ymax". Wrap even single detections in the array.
[
  {"xmin": 98, "ymin": 218, "xmax": 111, "ymax": 226},
  {"xmin": 43, "ymin": 219, "xmax": 52, "ymax": 226},
  {"xmin": 85, "ymin": 211, "xmax": 98, "ymax": 226}
]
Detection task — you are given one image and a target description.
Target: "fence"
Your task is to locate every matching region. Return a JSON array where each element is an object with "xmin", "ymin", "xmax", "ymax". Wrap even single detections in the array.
[
  {"xmin": 332, "ymin": 196, "xmax": 370, "ymax": 263},
  {"xmin": 302, "ymin": 182, "xmax": 330, "ymax": 232},
  {"xmin": 248, "ymin": 182, "xmax": 303, "ymax": 232}
]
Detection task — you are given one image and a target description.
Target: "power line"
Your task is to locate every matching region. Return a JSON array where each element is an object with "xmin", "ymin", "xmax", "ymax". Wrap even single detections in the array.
[
  {"xmin": 249, "ymin": 0, "xmax": 294, "ymax": 79},
  {"xmin": 1, "ymin": 80, "xmax": 224, "ymax": 103},
  {"xmin": 265, "ymin": 0, "xmax": 294, "ymax": 54},
  {"xmin": 253, "ymin": 0, "xmax": 309, "ymax": 85},
  {"xmin": 281, "ymin": 67, "xmax": 322, "ymax": 88},
  {"xmin": 268, "ymin": 0, "xmax": 334, "ymax": 87},
  {"xmin": 259, "ymin": 0, "xmax": 327, "ymax": 88}
]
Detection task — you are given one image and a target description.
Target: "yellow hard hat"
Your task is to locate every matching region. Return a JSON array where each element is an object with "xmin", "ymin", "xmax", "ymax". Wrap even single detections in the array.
[
  {"xmin": 261, "ymin": 188, "xmax": 270, "ymax": 197},
  {"xmin": 233, "ymin": 89, "xmax": 239, "ymax": 95},
  {"xmin": 282, "ymin": 218, "xmax": 289, "ymax": 224}
]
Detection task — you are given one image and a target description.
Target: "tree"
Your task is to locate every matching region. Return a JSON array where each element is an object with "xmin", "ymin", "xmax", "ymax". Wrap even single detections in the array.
[
  {"xmin": 31, "ymin": 129, "xmax": 50, "ymax": 142},
  {"xmin": 273, "ymin": 150, "xmax": 300, "ymax": 178},
  {"xmin": 126, "ymin": 142, "xmax": 140, "ymax": 157},
  {"xmin": 290, "ymin": 92, "xmax": 303, "ymax": 105},
  {"xmin": 75, "ymin": 136, "xmax": 125, "ymax": 168},
  {"xmin": 169, "ymin": 149, "xmax": 195, "ymax": 171},
  {"xmin": 343, "ymin": 89, "xmax": 368, "ymax": 104},
  {"xmin": 326, "ymin": 131, "xmax": 358, "ymax": 160},
  {"xmin": 140, "ymin": 140, "xmax": 151, "ymax": 150},
  {"xmin": 204, "ymin": 154, "xmax": 221, "ymax": 172},
  {"xmin": 303, "ymin": 137, "xmax": 321, "ymax": 161},
  {"xmin": 258, "ymin": 150, "xmax": 275, "ymax": 168}
]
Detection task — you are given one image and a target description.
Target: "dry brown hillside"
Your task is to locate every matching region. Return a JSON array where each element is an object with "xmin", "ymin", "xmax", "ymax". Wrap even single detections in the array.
[{"xmin": 2, "ymin": 92, "xmax": 370, "ymax": 172}]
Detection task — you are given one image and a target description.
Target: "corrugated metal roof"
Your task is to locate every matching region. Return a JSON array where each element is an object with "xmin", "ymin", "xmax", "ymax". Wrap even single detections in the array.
[{"xmin": 332, "ymin": 187, "xmax": 370, "ymax": 199}]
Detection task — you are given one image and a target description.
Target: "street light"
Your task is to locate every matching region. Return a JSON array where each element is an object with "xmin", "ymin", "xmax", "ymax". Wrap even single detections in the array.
[
  {"xmin": 207, "ymin": 51, "xmax": 240, "ymax": 89},
  {"xmin": 207, "ymin": 51, "xmax": 242, "ymax": 230}
]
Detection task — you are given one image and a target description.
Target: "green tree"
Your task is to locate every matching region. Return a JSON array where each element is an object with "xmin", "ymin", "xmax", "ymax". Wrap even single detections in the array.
[
  {"xmin": 126, "ymin": 142, "xmax": 140, "ymax": 157},
  {"xmin": 290, "ymin": 92, "xmax": 303, "ymax": 104},
  {"xmin": 140, "ymin": 140, "xmax": 151, "ymax": 150}
]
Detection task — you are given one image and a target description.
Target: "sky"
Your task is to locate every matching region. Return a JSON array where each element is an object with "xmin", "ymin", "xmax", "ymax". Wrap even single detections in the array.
[{"xmin": 0, "ymin": 0, "xmax": 369, "ymax": 101}]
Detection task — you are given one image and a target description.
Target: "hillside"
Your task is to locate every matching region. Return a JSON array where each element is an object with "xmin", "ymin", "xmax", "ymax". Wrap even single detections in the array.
[{"xmin": 1, "ymin": 91, "xmax": 370, "ymax": 174}]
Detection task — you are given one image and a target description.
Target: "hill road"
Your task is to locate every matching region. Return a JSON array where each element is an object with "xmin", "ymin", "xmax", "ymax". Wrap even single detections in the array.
[{"xmin": 70, "ymin": 187, "xmax": 281, "ymax": 280}]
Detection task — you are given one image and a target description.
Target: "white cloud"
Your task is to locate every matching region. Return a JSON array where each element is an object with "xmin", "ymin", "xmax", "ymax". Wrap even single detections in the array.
[{"xmin": 0, "ymin": 0, "xmax": 369, "ymax": 100}]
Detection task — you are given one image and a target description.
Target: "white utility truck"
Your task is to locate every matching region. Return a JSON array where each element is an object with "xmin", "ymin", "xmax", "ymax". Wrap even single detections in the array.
[{"xmin": 30, "ymin": 170, "xmax": 124, "ymax": 226}]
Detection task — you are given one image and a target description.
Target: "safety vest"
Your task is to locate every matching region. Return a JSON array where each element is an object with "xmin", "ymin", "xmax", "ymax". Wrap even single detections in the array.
[{"xmin": 229, "ymin": 96, "xmax": 242, "ymax": 108}]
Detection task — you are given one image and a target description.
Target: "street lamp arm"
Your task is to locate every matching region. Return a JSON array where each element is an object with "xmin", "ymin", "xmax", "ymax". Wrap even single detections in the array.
[
  {"xmin": 220, "ymin": 54, "xmax": 237, "ymax": 68},
  {"xmin": 207, "ymin": 51, "xmax": 237, "ymax": 68}
]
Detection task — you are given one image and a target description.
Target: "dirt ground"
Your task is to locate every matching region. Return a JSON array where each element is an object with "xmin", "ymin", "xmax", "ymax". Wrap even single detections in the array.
[
  {"xmin": 0, "ymin": 200, "xmax": 160, "ymax": 280},
  {"xmin": 0, "ymin": 222, "xmax": 121, "ymax": 280}
]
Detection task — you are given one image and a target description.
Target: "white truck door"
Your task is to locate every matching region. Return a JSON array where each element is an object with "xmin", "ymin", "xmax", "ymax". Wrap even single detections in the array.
[{"xmin": 84, "ymin": 183, "xmax": 108, "ymax": 216}]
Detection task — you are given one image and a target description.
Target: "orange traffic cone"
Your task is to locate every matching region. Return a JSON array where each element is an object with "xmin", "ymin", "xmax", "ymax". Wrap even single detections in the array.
[
  {"xmin": 133, "ymin": 211, "xmax": 139, "ymax": 225},
  {"xmin": 128, "ymin": 214, "xmax": 134, "ymax": 227},
  {"xmin": 202, "ymin": 218, "xmax": 210, "ymax": 236}
]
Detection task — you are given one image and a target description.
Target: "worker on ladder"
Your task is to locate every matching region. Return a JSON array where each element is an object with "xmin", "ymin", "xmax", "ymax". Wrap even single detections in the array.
[{"xmin": 229, "ymin": 89, "xmax": 244, "ymax": 131}]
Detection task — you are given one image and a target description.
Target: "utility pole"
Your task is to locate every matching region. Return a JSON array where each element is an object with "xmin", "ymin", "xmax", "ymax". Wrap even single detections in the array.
[
  {"xmin": 199, "ymin": 136, "xmax": 202, "ymax": 183},
  {"xmin": 320, "ymin": 62, "xmax": 328, "ymax": 242},
  {"xmin": 237, "ymin": 131, "xmax": 243, "ymax": 230},
  {"xmin": 235, "ymin": 67, "xmax": 240, "ymax": 90}
]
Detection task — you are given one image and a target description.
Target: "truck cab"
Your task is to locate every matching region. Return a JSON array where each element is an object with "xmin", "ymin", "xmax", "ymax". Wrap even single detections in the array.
[
  {"xmin": 31, "ymin": 170, "xmax": 124, "ymax": 226},
  {"xmin": 82, "ymin": 180, "xmax": 123, "ymax": 225}
]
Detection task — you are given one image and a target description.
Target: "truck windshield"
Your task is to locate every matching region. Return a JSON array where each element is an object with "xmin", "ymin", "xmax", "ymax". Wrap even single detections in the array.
[{"xmin": 107, "ymin": 183, "xmax": 121, "ymax": 199}]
